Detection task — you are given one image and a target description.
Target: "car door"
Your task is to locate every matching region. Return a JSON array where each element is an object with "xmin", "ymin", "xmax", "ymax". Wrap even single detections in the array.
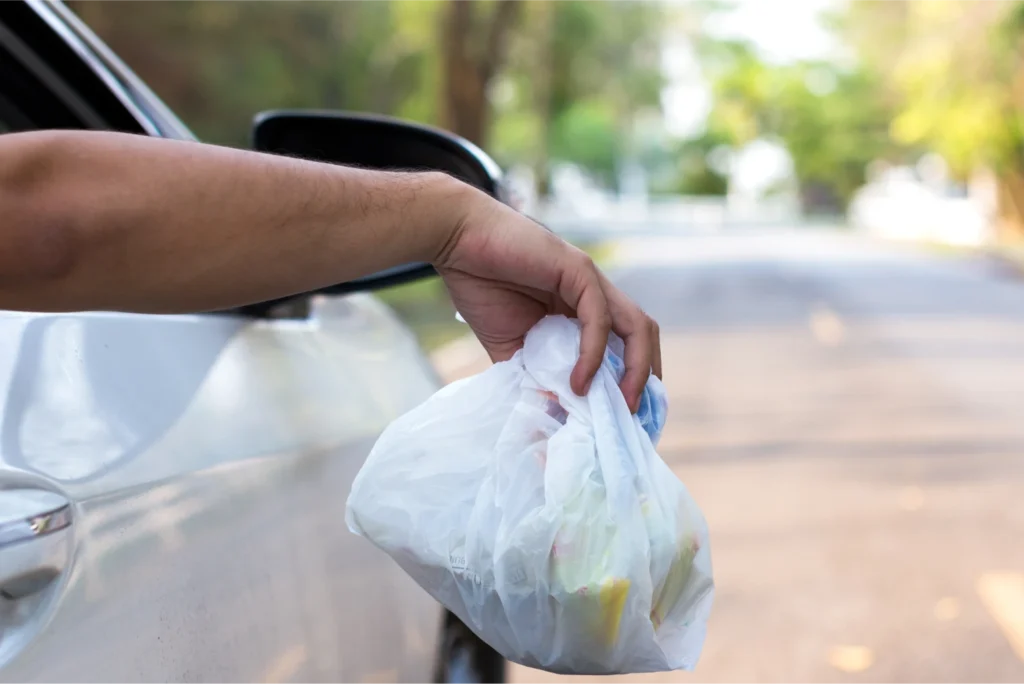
[{"xmin": 0, "ymin": 2, "xmax": 446, "ymax": 681}]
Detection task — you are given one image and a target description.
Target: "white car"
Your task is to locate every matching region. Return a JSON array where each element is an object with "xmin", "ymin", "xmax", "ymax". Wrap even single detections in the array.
[{"xmin": 0, "ymin": 1, "xmax": 506, "ymax": 681}]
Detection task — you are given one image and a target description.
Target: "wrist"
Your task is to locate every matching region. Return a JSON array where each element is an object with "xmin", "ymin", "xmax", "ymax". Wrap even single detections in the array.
[{"xmin": 416, "ymin": 171, "xmax": 481, "ymax": 266}]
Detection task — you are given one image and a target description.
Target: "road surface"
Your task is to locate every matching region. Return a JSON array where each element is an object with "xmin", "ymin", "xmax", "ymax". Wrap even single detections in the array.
[{"xmin": 433, "ymin": 229, "xmax": 1024, "ymax": 682}]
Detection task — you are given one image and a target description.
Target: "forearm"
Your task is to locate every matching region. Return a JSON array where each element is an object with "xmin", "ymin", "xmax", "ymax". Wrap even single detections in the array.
[{"xmin": 0, "ymin": 130, "xmax": 466, "ymax": 313}]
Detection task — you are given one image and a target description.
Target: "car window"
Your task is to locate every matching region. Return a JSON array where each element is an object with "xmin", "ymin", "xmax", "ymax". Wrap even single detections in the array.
[
  {"xmin": 0, "ymin": 89, "xmax": 33, "ymax": 133},
  {"xmin": 0, "ymin": 2, "xmax": 155, "ymax": 135},
  {"xmin": 0, "ymin": 30, "xmax": 85, "ymax": 132}
]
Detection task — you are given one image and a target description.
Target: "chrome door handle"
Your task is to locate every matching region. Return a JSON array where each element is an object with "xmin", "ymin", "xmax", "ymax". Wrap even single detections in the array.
[{"xmin": 0, "ymin": 489, "xmax": 73, "ymax": 599}]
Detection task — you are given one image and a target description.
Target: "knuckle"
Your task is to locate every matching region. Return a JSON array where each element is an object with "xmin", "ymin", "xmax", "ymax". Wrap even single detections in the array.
[
  {"xmin": 572, "ymin": 248, "xmax": 596, "ymax": 271},
  {"xmin": 632, "ymin": 309, "xmax": 651, "ymax": 335}
]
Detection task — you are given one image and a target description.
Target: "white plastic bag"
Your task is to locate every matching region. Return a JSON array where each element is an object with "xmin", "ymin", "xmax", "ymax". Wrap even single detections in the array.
[{"xmin": 346, "ymin": 315, "xmax": 714, "ymax": 674}]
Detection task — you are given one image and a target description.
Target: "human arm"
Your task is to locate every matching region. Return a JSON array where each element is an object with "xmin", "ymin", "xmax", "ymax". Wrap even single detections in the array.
[{"xmin": 0, "ymin": 130, "xmax": 659, "ymax": 408}]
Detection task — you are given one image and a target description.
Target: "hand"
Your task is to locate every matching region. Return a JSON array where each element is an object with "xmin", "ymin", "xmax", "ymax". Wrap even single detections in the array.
[{"xmin": 433, "ymin": 184, "xmax": 661, "ymax": 413}]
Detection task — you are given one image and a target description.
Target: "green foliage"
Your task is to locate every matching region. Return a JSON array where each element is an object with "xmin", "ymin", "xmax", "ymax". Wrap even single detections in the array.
[
  {"xmin": 492, "ymin": 1, "xmax": 668, "ymax": 189},
  {"xmin": 71, "ymin": 1, "xmax": 443, "ymax": 147},
  {"xmin": 835, "ymin": 0, "xmax": 1024, "ymax": 236},
  {"xmin": 549, "ymin": 100, "xmax": 620, "ymax": 182},
  {"xmin": 490, "ymin": 108, "xmax": 544, "ymax": 167},
  {"xmin": 74, "ymin": 0, "xmax": 668, "ymax": 193},
  {"xmin": 698, "ymin": 33, "xmax": 898, "ymax": 209},
  {"xmin": 672, "ymin": 130, "xmax": 729, "ymax": 196},
  {"xmin": 842, "ymin": 0, "xmax": 1024, "ymax": 178},
  {"xmin": 775, "ymin": 65, "xmax": 895, "ymax": 209}
]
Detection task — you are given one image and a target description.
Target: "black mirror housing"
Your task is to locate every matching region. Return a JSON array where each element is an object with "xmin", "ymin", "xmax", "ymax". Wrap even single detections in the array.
[{"xmin": 250, "ymin": 110, "xmax": 504, "ymax": 300}]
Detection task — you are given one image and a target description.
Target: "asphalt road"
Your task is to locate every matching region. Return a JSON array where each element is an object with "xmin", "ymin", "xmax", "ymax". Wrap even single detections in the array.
[{"xmin": 437, "ymin": 229, "xmax": 1024, "ymax": 683}]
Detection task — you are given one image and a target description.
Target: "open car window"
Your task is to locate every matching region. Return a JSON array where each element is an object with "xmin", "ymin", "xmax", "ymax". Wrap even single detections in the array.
[
  {"xmin": 0, "ymin": 12, "xmax": 96, "ymax": 132},
  {"xmin": 0, "ymin": 1, "xmax": 167, "ymax": 136},
  {"xmin": 0, "ymin": 90, "xmax": 32, "ymax": 133}
]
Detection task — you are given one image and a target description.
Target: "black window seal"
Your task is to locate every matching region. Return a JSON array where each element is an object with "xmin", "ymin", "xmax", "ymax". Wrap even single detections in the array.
[
  {"xmin": 38, "ymin": 0, "xmax": 195, "ymax": 141},
  {"xmin": 24, "ymin": 0, "xmax": 158, "ymax": 136},
  {"xmin": 0, "ymin": 16, "xmax": 104, "ymax": 129}
]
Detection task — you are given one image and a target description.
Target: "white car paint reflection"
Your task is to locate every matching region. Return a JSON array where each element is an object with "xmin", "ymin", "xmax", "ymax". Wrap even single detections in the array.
[{"xmin": 0, "ymin": 294, "xmax": 444, "ymax": 681}]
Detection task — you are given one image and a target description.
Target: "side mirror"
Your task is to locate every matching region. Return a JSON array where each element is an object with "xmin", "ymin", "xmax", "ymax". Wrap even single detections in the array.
[{"xmin": 251, "ymin": 110, "xmax": 504, "ymax": 297}]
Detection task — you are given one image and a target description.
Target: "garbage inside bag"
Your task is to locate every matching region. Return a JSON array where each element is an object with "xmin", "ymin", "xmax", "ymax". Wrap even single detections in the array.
[{"xmin": 346, "ymin": 314, "xmax": 714, "ymax": 674}]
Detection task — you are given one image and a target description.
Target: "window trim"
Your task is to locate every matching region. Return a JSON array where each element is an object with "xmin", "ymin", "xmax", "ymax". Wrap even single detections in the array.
[
  {"xmin": 0, "ymin": 1, "xmax": 195, "ymax": 141},
  {"xmin": 38, "ymin": 0, "xmax": 195, "ymax": 141},
  {"xmin": 24, "ymin": 0, "xmax": 158, "ymax": 136},
  {"xmin": 0, "ymin": 90, "xmax": 34, "ymax": 132},
  {"xmin": 0, "ymin": 16, "xmax": 104, "ymax": 129}
]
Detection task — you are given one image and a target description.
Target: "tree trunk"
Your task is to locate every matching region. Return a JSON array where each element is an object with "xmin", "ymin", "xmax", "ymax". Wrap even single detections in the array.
[
  {"xmin": 534, "ymin": 2, "xmax": 556, "ymax": 198},
  {"xmin": 996, "ymin": 168, "xmax": 1024, "ymax": 241},
  {"xmin": 440, "ymin": 1, "xmax": 484, "ymax": 145},
  {"xmin": 440, "ymin": 0, "xmax": 521, "ymax": 148}
]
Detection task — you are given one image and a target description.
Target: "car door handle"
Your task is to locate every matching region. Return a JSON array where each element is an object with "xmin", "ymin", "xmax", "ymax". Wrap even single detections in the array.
[{"xmin": 0, "ymin": 489, "xmax": 73, "ymax": 599}]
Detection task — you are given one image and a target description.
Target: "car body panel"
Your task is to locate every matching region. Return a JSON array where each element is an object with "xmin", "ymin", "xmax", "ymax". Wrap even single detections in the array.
[{"xmin": 0, "ymin": 297, "xmax": 446, "ymax": 681}]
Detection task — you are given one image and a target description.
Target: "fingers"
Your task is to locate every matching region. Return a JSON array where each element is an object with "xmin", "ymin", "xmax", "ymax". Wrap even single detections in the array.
[
  {"xmin": 562, "ymin": 258, "xmax": 611, "ymax": 396},
  {"xmin": 487, "ymin": 218, "xmax": 659, "ymax": 406},
  {"xmin": 557, "ymin": 247, "xmax": 662, "ymax": 410},
  {"xmin": 651, "ymin": 318, "xmax": 663, "ymax": 380},
  {"xmin": 600, "ymin": 274, "xmax": 658, "ymax": 412}
]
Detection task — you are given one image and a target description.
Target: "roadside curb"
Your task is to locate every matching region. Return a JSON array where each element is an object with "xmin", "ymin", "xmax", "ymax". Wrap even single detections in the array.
[
  {"xmin": 882, "ymin": 234, "xmax": 1024, "ymax": 280},
  {"xmin": 983, "ymin": 245, "xmax": 1024, "ymax": 280}
]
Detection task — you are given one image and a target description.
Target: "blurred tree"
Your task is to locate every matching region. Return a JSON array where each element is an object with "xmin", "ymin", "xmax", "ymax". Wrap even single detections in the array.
[
  {"xmin": 842, "ymin": 0, "xmax": 1024, "ymax": 238},
  {"xmin": 439, "ymin": 0, "xmax": 521, "ymax": 147},
  {"xmin": 672, "ymin": 130, "xmax": 729, "ymax": 196},
  {"xmin": 492, "ymin": 1, "xmax": 667, "ymax": 192},
  {"xmin": 775, "ymin": 64, "xmax": 896, "ymax": 212},
  {"xmin": 71, "ymin": 0, "xmax": 669, "ymax": 196},
  {"xmin": 549, "ymin": 99, "xmax": 619, "ymax": 183},
  {"xmin": 70, "ymin": 1, "xmax": 442, "ymax": 147},
  {"xmin": 699, "ymin": 39, "xmax": 896, "ymax": 212}
]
